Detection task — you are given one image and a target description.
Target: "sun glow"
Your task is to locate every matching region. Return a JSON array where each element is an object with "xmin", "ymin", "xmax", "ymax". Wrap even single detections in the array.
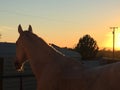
[{"xmin": 104, "ymin": 30, "xmax": 120, "ymax": 50}]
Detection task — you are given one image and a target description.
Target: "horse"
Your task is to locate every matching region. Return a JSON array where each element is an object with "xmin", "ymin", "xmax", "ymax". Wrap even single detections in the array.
[{"xmin": 15, "ymin": 25, "xmax": 120, "ymax": 90}]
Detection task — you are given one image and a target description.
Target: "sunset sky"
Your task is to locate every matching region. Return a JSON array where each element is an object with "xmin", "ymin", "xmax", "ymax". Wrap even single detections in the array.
[{"xmin": 0, "ymin": 0, "xmax": 120, "ymax": 50}]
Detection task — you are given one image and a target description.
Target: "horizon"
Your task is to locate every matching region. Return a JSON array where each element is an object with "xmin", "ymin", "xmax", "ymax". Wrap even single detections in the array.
[
  {"xmin": 0, "ymin": 0, "xmax": 120, "ymax": 50},
  {"xmin": 0, "ymin": 41, "xmax": 119, "ymax": 51}
]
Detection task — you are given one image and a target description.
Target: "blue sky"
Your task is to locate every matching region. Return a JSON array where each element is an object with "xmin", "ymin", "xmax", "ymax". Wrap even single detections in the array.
[{"xmin": 0, "ymin": 0, "xmax": 120, "ymax": 49}]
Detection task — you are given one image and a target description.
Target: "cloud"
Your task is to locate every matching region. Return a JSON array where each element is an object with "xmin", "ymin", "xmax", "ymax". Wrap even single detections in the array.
[{"xmin": 0, "ymin": 26, "xmax": 15, "ymax": 31}]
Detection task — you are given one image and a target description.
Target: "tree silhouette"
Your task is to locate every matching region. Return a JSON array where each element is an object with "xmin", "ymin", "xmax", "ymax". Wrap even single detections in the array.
[{"xmin": 75, "ymin": 34, "xmax": 99, "ymax": 60}]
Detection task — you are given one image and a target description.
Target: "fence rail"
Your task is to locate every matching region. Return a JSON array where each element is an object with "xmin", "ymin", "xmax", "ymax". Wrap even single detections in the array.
[
  {"xmin": 0, "ymin": 57, "xmax": 36, "ymax": 90},
  {"xmin": 3, "ymin": 74, "xmax": 34, "ymax": 90},
  {"xmin": 1, "ymin": 74, "xmax": 36, "ymax": 90},
  {"xmin": 1, "ymin": 74, "xmax": 34, "ymax": 79}
]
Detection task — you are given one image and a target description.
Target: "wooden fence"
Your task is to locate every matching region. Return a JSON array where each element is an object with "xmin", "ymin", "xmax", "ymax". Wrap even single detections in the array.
[{"xmin": 0, "ymin": 57, "xmax": 36, "ymax": 90}]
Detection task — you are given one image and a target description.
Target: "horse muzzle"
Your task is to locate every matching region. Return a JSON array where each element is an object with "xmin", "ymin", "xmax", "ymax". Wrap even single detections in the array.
[{"xmin": 14, "ymin": 60, "xmax": 24, "ymax": 72}]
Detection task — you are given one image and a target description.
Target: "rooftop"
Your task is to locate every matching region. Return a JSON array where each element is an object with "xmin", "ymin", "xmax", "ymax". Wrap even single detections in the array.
[{"xmin": 0, "ymin": 42, "xmax": 16, "ymax": 57}]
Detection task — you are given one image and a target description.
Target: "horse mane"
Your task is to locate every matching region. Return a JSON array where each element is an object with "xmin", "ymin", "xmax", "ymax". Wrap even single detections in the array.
[{"xmin": 23, "ymin": 31, "xmax": 49, "ymax": 48}]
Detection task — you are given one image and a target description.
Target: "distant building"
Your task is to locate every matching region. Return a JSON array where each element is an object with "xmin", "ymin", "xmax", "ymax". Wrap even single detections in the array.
[
  {"xmin": 0, "ymin": 42, "xmax": 16, "ymax": 58},
  {"xmin": 49, "ymin": 44, "xmax": 82, "ymax": 61}
]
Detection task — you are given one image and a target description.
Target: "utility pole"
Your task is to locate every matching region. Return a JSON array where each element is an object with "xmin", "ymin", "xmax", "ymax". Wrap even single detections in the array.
[{"xmin": 110, "ymin": 27, "xmax": 118, "ymax": 60}]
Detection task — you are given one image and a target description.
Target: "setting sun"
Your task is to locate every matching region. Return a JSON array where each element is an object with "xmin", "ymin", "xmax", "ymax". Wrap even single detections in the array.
[{"xmin": 104, "ymin": 29, "xmax": 120, "ymax": 50}]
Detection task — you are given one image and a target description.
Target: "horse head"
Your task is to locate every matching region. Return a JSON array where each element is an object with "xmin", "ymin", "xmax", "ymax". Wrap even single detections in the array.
[{"xmin": 14, "ymin": 25, "xmax": 32, "ymax": 72}]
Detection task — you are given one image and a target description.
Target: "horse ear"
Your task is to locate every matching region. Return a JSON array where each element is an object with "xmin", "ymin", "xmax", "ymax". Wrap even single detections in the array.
[
  {"xmin": 18, "ymin": 24, "xmax": 23, "ymax": 34},
  {"xmin": 28, "ymin": 25, "xmax": 32, "ymax": 33}
]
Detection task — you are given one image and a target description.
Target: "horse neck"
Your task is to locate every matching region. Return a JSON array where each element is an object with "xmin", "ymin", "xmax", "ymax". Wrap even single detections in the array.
[
  {"xmin": 22, "ymin": 34, "xmax": 60, "ymax": 65},
  {"xmin": 21, "ymin": 34, "xmax": 65, "ymax": 78}
]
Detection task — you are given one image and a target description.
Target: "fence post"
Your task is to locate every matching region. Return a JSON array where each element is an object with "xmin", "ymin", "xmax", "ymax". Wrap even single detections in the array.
[
  {"xmin": 20, "ymin": 74, "xmax": 23, "ymax": 90},
  {"xmin": 0, "ymin": 57, "xmax": 3, "ymax": 90}
]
